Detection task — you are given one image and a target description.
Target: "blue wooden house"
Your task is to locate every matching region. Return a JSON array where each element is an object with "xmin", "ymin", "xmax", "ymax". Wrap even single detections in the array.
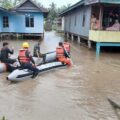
[
  {"xmin": 60, "ymin": 0, "xmax": 120, "ymax": 56},
  {"xmin": 0, "ymin": 0, "xmax": 48, "ymax": 39}
]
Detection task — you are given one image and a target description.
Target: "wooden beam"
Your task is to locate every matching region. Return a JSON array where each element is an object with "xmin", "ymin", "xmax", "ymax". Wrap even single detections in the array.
[{"xmin": 99, "ymin": 5, "xmax": 103, "ymax": 30}]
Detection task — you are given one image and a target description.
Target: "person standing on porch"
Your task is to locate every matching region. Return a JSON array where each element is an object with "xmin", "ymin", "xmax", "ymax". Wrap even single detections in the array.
[{"xmin": 90, "ymin": 14, "xmax": 97, "ymax": 30}]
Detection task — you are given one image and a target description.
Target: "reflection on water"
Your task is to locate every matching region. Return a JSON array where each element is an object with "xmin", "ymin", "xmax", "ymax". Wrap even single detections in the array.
[{"xmin": 0, "ymin": 31, "xmax": 120, "ymax": 120}]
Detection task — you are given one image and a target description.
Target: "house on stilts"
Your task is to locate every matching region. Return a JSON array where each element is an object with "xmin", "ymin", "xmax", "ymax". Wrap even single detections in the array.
[
  {"xmin": 60, "ymin": 0, "xmax": 120, "ymax": 56},
  {"xmin": 0, "ymin": 0, "xmax": 48, "ymax": 39}
]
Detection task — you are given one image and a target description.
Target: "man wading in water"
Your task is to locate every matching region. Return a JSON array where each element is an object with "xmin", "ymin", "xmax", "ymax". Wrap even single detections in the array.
[
  {"xmin": 0, "ymin": 42, "xmax": 17, "ymax": 72},
  {"xmin": 33, "ymin": 40, "xmax": 46, "ymax": 63}
]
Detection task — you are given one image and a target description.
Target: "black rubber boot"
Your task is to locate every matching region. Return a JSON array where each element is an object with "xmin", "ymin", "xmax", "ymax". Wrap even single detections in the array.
[{"xmin": 32, "ymin": 72, "xmax": 39, "ymax": 79}]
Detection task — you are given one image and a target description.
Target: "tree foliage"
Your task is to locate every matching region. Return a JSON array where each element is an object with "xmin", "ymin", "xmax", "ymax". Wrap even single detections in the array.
[
  {"xmin": 0, "ymin": 0, "xmax": 13, "ymax": 9},
  {"xmin": 0, "ymin": 0, "xmax": 24, "ymax": 9},
  {"xmin": 47, "ymin": 2, "xmax": 71, "ymax": 21},
  {"xmin": 47, "ymin": 2, "xmax": 57, "ymax": 21},
  {"xmin": 13, "ymin": 0, "xmax": 23, "ymax": 6}
]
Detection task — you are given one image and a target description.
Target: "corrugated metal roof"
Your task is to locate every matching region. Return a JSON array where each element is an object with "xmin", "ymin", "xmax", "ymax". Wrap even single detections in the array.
[
  {"xmin": 100, "ymin": 0, "xmax": 120, "ymax": 4},
  {"xmin": 60, "ymin": 0, "xmax": 120, "ymax": 16},
  {"xmin": 10, "ymin": 0, "xmax": 48, "ymax": 13},
  {"xmin": 85, "ymin": 0, "xmax": 120, "ymax": 5}
]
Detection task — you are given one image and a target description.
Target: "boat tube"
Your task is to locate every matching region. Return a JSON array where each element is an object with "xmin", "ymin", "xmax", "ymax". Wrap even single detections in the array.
[
  {"xmin": 0, "ymin": 63, "xmax": 7, "ymax": 73},
  {"xmin": 0, "ymin": 51, "xmax": 56, "ymax": 73},
  {"xmin": 7, "ymin": 62, "xmax": 66, "ymax": 82}
]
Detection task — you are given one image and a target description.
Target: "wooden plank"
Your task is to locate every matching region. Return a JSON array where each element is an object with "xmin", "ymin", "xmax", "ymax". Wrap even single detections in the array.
[
  {"xmin": 99, "ymin": 5, "xmax": 103, "ymax": 30},
  {"xmin": 89, "ymin": 30, "xmax": 120, "ymax": 42}
]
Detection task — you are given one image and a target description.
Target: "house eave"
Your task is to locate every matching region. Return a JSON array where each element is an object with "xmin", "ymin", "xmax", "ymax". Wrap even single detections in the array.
[
  {"xmin": 59, "ymin": 0, "xmax": 120, "ymax": 16},
  {"xmin": 59, "ymin": 0, "xmax": 84, "ymax": 16}
]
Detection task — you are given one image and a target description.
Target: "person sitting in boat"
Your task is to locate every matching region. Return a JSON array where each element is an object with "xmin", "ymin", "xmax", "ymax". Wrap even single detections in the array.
[
  {"xmin": 0, "ymin": 42, "xmax": 16, "ymax": 72},
  {"xmin": 18, "ymin": 42, "xmax": 39, "ymax": 78},
  {"xmin": 63, "ymin": 40, "xmax": 71, "ymax": 55},
  {"xmin": 56, "ymin": 42, "xmax": 72, "ymax": 66},
  {"xmin": 33, "ymin": 40, "xmax": 46, "ymax": 63}
]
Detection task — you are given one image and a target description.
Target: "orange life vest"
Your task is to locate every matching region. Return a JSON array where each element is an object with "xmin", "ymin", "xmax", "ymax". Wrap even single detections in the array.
[
  {"xmin": 63, "ymin": 42, "xmax": 70, "ymax": 53},
  {"xmin": 56, "ymin": 47, "xmax": 65, "ymax": 58},
  {"xmin": 18, "ymin": 49, "xmax": 30, "ymax": 63}
]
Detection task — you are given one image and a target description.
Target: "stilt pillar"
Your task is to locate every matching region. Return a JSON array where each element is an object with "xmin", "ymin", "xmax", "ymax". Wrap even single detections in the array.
[
  {"xmin": 96, "ymin": 42, "xmax": 101, "ymax": 57},
  {"xmin": 77, "ymin": 36, "xmax": 81, "ymax": 43},
  {"xmin": 67, "ymin": 33, "xmax": 69, "ymax": 39},
  {"xmin": 71, "ymin": 34, "xmax": 74, "ymax": 41},
  {"xmin": 42, "ymin": 33, "xmax": 44, "ymax": 40},
  {"xmin": 16, "ymin": 33, "xmax": 19, "ymax": 40},
  {"xmin": 88, "ymin": 40, "xmax": 92, "ymax": 49}
]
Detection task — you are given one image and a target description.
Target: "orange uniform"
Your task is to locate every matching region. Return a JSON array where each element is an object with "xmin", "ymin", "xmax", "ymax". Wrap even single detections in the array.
[
  {"xmin": 18, "ymin": 49, "xmax": 30, "ymax": 63},
  {"xmin": 56, "ymin": 47, "xmax": 71, "ymax": 66}
]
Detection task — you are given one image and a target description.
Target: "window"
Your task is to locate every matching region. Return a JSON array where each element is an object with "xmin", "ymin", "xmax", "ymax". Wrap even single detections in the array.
[
  {"xmin": 69, "ymin": 17, "xmax": 71, "ymax": 29},
  {"xmin": 25, "ymin": 15, "xmax": 34, "ymax": 27},
  {"xmin": 3, "ymin": 16, "xmax": 9, "ymax": 28},
  {"xmin": 74, "ymin": 15, "xmax": 77, "ymax": 26},
  {"xmin": 82, "ymin": 13, "xmax": 86, "ymax": 27}
]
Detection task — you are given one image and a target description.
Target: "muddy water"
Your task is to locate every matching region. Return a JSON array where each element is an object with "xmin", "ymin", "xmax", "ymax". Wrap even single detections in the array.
[{"xmin": 0, "ymin": 31, "xmax": 120, "ymax": 120}]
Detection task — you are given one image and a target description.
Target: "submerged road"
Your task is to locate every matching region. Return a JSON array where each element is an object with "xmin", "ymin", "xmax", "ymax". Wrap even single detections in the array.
[{"xmin": 0, "ymin": 31, "xmax": 120, "ymax": 120}]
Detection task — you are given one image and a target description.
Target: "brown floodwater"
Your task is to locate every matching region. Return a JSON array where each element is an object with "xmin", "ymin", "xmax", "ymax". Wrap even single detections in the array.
[{"xmin": 0, "ymin": 31, "xmax": 120, "ymax": 120}]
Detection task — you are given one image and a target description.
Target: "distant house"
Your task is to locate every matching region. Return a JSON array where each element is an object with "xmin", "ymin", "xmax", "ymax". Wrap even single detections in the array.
[
  {"xmin": 60, "ymin": 0, "xmax": 120, "ymax": 56},
  {"xmin": 53, "ymin": 17, "xmax": 62, "ymax": 32},
  {"xmin": 0, "ymin": 0, "xmax": 48, "ymax": 39}
]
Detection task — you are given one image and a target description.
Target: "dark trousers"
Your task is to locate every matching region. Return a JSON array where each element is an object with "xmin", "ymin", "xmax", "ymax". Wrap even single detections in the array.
[
  {"xmin": 41, "ymin": 54, "xmax": 46, "ymax": 63},
  {"xmin": 21, "ymin": 63, "xmax": 39, "ymax": 75},
  {"xmin": 1, "ymin": 58, "xmax": 16, "ymax": 64},
  {"xmin": 33, "ymin": 54, "xmax": 46, "ymax": 63}
]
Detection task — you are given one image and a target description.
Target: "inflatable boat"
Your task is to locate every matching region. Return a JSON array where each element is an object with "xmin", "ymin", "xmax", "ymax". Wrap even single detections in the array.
[
  {"xmin": 0, "ymin": 63, "xmax": 7, "ymax": 73},
  {"xmin": 0, "ymin": 51, "xmax": 56, "ymax": 73},
  {"xmin": 7, "ymin": 61, "xmax": 66, "ymax": 82},
  {"xmin": 43, "ymin": 51, "xmax": 56, "ymax": 63}
]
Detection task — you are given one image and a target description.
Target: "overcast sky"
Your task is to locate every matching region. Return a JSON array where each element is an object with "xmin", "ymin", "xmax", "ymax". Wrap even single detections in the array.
[{"xmin": 37, "ymin": 0, "xmax": 80, "ymax": 8}]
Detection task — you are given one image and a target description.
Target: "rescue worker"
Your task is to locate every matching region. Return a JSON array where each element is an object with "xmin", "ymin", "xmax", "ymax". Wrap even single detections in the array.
[
  {"xmin": 33, "ymin": 40, "xmax": 46, "ymax": 63},
  {"xmin": 63, "ymin": 40, "xmax": 71, "ymax": 55},
  {"xmin": 0, "ymin": 42, "xmax": 16, "ymax": 72},
  {"xmin": 18, "ymin": 42, "xmax": 39, "ymax": 78},
  {"xmin": 56, "ymin": 42, "xmax": 72, "ymax": 66}
]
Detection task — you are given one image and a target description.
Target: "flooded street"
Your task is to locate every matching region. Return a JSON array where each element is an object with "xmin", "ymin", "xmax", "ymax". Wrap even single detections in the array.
[{"xmin": 0, "ymin": 31, "xmax": 120, "ymax": 120}]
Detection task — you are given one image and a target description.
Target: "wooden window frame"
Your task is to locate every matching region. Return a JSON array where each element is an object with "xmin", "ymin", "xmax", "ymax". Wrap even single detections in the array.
[
  {"xmin": 74, "ymin": 14, "xmax": 77, "ymax": 26},
  {"xmin": 25, "ymin": 15, "xmax": 34, "ymax": 28},
  {"xmin": 69, "ymin": 16, "xmax": 71, "ymax": 29},
  {"xmin": 82, "ymin": 12, "xmax": 86, "ymax": 27},
  {"xmin": 3, "ymin": 16, "xmax": 9, "ymax": 28}
]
